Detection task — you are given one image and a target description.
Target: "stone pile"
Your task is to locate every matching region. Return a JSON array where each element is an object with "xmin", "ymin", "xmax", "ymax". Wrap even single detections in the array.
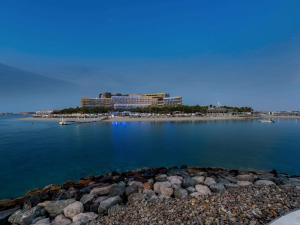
[{"xmin": 0, "ymin": 167, "xmax": 300, "ymax": 225}]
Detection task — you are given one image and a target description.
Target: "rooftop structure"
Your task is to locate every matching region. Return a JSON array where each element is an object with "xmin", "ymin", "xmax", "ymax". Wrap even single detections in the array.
[{"xmin": 81, "ymin": 92, "xmax": 183, "ymax": 109}]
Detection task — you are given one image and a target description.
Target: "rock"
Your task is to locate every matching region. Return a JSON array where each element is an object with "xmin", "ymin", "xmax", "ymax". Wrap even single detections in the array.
[
  {"xmin": 109, "ymin": 183, "xmax": 126, "ymax": 196},
  {"xmin": 8, "ymin": 206, "xmax": 45, "ymax": 225},
  {"xmin": 155, "ymin": 174, "xmax": 168, "ymax": 182},
  {"xmin": 237, "ymin": 174, "xmax": 255, "ymax": 182},
  {"xmin": 182, "ymin": 176, "xmax": 197, "ymax": 188},
  {"xmin": 174, "ymin": 188, "xmax": 188, "ymax": 199},
  {"xmin": 125, "ymin": 185, "xmax": 138, "ymax": 196},
  {"xmin": 143, "ymin": 190, "xmax": 157, "ymax": 201},
  {"xmin": 254, "ymin": 180, "xmax": 275, "ymax": 186},
  {"xmin": 51, "ymin": 214, "xmax": 72, "ymax": 225},
  {"xmin": 63, "ymin": 201, "xmax": 84, "ymax": 219},
  {"xmin": 195, "ymin": 185, "xmax": 212, "ymax": 195},
  {"xmin": 89, "ymin": 196, "xmax": 109, "ymax": 213},
  {"xmin": 143, "ymin": 182, "xmax": 153, "ymax": 190},
  {"xmin": 153, "ymin": 181, "xmax": 171, "ymax": 193},
  {"xmin": 167, "ymin": 176, "xmax": 183, "ymax": 186},
  {"xmin": 38, "ymin": 199, "xmax": 75, "ymax": 217},
  {"xmin": 224, "ymin": 183, "xmax": 239, "ymax": 189},
  {"xmin": 237, "ymin": 181, "xmax": 253, "ymax": 186},
  {"xmin": 192, "ymin": 176, "xmax": 205, "ymax": 184},
  {"xmin": 128, "ymin": 181, "xmax": 144, "ymax": 189},
  {"xmin": 204, "ymin": 177, "xmax": 216, "ymax": 186},
  {"xmin": 288, "ymin": 177, "xmax": 300, "ymax": 186},
  {"xmin": 153, "ymin": 182, "xmax": 173, "ymax": 198},
  {"xmin": 209, "ymin": 183, "xmax": 225, "ymax": 192},
  {"xmin": 90, "ymin": 185, "xmax": 111, "ymax": 196},
  {"xmin": 80, "ymin": 194, "xmax": 94, "ymax": 205},
  {"xmin": 186, "ymin": 186, "xmax": 196, "ymax": 193},
  {"xmin": 72, "ymin": 212, "xmax": 98, "ymax": 224},
  {"xmin": 32, "ymin": 218, "xmax": 50, "ymax": 225},
  {"xmin": 98, "ymin": 196, "xmax": 122, "ymax": 214},
  {"xmin": 0, "ymin": 206, "xmax": 19, "ymax": 225}
]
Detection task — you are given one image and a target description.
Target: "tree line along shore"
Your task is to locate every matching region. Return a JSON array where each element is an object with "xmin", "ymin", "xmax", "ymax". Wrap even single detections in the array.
[{"xmin": 53, "ymin": 105, "xmax": 253, "ymax": 115}]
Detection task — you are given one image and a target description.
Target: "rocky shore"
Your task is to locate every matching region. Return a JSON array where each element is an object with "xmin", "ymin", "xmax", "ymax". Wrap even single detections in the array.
[{"xmin": 1, "ymin": 167, "xmax": 300, "ymax": 225}]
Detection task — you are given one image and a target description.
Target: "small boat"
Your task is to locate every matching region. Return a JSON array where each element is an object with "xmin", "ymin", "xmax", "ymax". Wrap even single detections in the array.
[
  {"xmin": 260, "ymin": 119, "xmax": 275, "ymax": 123},
  {"xmin": 59, "ymin": 118, "xmax": 71, "ymax": 125}
]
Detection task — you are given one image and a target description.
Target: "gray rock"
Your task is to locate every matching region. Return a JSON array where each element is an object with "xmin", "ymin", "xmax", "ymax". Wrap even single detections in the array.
[
  {"xmin": 63, "ymin": 201, "xmax": 84, "ymax": 219},
  {"xmin": 8, "ymin": 206, "xmax": 45, "ymax": 225},
  {"xmin": 51, "ymin": 214, "xmax": 72, "ymax": 225},
  {"xmin": 209, "ymin": 183, "xmax": 225, "ymax": 192},
  {"xmin": 98, "ymin": 196, "xmax": 122, "ymax": 214},
  {"xmin": 72, "ymin": 212, "xmax": 98, "ymax": 224},
  {"xmin": 254, "ymin": 180, "xmax": 275, "ymax": 186},
  {"xmin": 109, "ymin": 182, "xmax": 126, "ymax": 196},
  {"xmin": 143, "ymin": 190, "xmax": 157, "ymax": 201},
  {"xmin": 153, "ymin": 181, "xmax": 173, "ymax": 197},
  {"xmin": 167, "ymin": 176, "xmax": 183, "ymax": 186},
  {"xmin": 0, "ymin": 206, "xmax": 19, "ymax": 225},
  {"xmin": 155, "ymin": 174, "xmax": 168, "ymax": 182},
  {"xmin": 182, "ymin": 176, "xmax": 197, "ymax": 188},
  {"xmin": 80, "ymin": 194, "xmax": 95, "ymax": 206},
  {"xmin": 224, "ymin": 183, "xmax": 239, "ymax": 189},
  {"xmin": 192, "ymin": 176, "xmax": 205, "ymax": 184},
  {"xmin": 237, "ymin": 174, "xmax": 255, "ymax": 182},
  {"xmin": 125, "ymin": 185, "xmax": 138, "ymax": 196},
  {"xmin": 38, "ymin": 199, "xmax": 75, "ymax": 217},
  {"xmin": 32, "ymin": 218, "xmax": 50, "ymax": 225},
  {"xmin": 195, "ymin": 184, "xmax": 212, "ymax": 195},
  {"xmin": 204, "ymin": 177, "xmax": 216, "ymax": 186},
  {"xmin": 186, "ymin": 186, "xmax": 196, "ymax": 193},
  {"xmin": 90, "ymin": 185, "xmax": 112, "ymax": 196},
  {"xmin": 174, "ymin": 188, "xmax": 188, "ymax": 199},
  {"xmin": 237, "ymin": 181, "xmax": 253, "ymax": 186},
  {"xmin": 89, "ymin": 196, "xmax": 109, "ymax": 213}
]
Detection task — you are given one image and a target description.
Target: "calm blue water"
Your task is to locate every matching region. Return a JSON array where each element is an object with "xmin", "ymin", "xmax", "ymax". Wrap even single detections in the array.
[{"xmin": 0, "ymin": 115, "xmax": 300, "ymax": 199}]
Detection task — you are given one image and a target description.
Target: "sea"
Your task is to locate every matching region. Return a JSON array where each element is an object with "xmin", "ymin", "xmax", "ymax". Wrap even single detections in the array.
[{"xmin": 0, "ymin": 115, "xmax": 300, "ymax": 199}]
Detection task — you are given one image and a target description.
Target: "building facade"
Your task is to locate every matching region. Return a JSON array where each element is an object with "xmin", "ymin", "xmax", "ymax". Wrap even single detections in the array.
[{"xmin": 81, "ymin": 92, "xmax": 183, "ymax": 109}]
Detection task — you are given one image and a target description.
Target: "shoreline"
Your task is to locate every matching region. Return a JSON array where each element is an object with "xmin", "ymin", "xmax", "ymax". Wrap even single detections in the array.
[
  {"xmin": 18, "ymin": 115, "xmax": 300, "ymax": 123},
  {"xmin": 1, "ymin": 166, "xmax": 300, "ymax": 225}
]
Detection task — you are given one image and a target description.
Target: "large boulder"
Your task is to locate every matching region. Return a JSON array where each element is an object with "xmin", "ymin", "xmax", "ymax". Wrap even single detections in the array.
[
  {"xmin": 237, "ymin": 174, "xmax": 256, "ymax": 182},
  {"xmin": 38, "ymin": 199, "xmax": 75, "ymax": 217},
  {"xmin": 0, "ymin": 206, "xmax": 19, "ymax": 225},
  {"xmin": 79, "ymin": 194, "xmax": 95, "ymax": 211},
  {"xmin": 195, "ymin": 185, "xmax": 212, "ymax": 196},
  {"xmin": 174, "ymin": 188, "xmax": 188, "ymax": 199},
  {"xmin": 209, "ymin": 183, "xmax": 225, "ymax": 193},
  {"xmin": 31, "ymin": 218, "xmax": 50, "ymax": 225},
  {"xmin": 182, "ymin": 176, "xmax": 197, "ymax": 188},
  {"xmin": 72, "ymin": 212, "xmax": 98, "ymax": 224},
  {"xmin": 192, "ymin": 176, "xmax": 205, "ymax": 184},
  {"xmin": 237, "ymin": 181, "xmax": 252, "ymax": 186},
  {"xmin": 167, "ymin": 176, "xmax": 183, "ymax": 186},
  {"xmin": 98, "ymin": 196, "xmax": 122, "ymax": 214},
  {"xmin": 63, "ymin": 202, "xmax": 84, "ymax": 219},
  {"xmin": 204, "ymin": 177, "xmax": 216, "ymax": 186},
  {"xmin": 153, "ymin": 182, "xmax": 173, "ymax": 198},
  {"xmin": 254, "ymin": 180, "xmax": 275, "ymax": 186},
  {"xmin": 90, "ymin": 185, "xmax": 112, "ymax": 196},
  {"xmin": 155, "ymin": 174, "xmax": 168, "ymax": 182},
  {"xmin": 8, "ymin": 206, "xmax": 45, "ymax": 225},
  {"xmin": 109, "ymin": 183, "xmax": 126, "ymax": 196},
  {"xmin": 51, "ymin": 214, "xmax": 71, "ymax": 225}
]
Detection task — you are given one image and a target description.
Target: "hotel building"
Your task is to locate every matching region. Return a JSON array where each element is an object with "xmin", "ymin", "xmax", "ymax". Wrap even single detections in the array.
[{"xmin": 81, "ymin": 92, "xmax": 182, "ymax": 109}]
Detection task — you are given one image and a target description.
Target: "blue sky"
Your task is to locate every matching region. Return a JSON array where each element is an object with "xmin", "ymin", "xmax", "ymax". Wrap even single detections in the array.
[{"xmin": 0, "ymin": 0, "xmax": 300, "ymax": 112}]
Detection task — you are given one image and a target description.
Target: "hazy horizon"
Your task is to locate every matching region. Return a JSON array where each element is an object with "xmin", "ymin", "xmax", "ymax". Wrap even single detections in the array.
[{"xmin": 1, "ymin": 0, "xmax": 300, "ymax": 112}]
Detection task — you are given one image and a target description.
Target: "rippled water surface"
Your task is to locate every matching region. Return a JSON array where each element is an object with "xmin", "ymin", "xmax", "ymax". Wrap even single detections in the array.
[{"xmin": 0, "ymin": 115, "xmax": 299, "ymax": 198}]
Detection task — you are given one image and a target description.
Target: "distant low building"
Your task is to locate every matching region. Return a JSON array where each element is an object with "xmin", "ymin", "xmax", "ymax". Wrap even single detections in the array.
[{"xmin": 81, "ymin": 92, "xmax": 183, "ymax": 109}]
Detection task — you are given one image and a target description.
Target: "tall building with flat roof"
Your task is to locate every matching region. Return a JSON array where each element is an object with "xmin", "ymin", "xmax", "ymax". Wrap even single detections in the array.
[{"xmin": 81, "ymin": 92, "xmax": 183, "ymax": 109}]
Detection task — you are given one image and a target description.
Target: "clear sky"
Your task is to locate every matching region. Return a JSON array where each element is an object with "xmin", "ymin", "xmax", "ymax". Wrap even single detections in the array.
[{"xmin": 0, "ymin": 0, "xmax": 300, "ymax": 112}]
